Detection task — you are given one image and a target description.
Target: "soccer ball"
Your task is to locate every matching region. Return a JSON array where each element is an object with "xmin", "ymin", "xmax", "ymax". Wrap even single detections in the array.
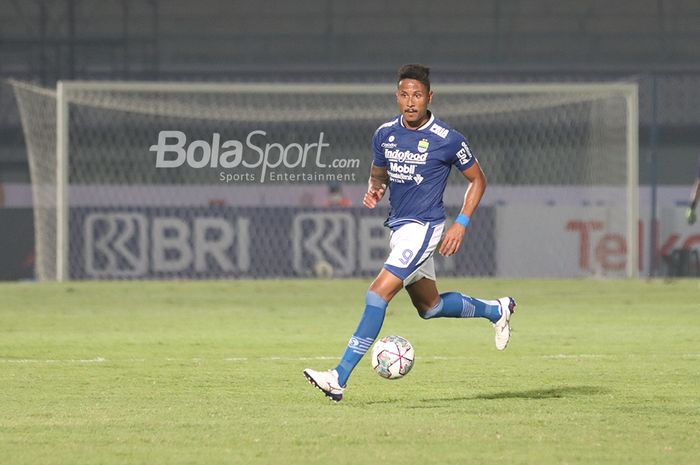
[
  {"xmin": 312, "ymin": 259, "xmax": 334, "ymax": 278},
  {"xmin": 370, "ymin": 335, "xmax": 415, "ymax": 379}
]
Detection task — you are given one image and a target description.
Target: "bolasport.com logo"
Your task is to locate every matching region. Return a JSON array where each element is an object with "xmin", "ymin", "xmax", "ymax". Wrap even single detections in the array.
[{"xmin": 150, "ymin": 130, "xmax": 360, "ymax": 183}]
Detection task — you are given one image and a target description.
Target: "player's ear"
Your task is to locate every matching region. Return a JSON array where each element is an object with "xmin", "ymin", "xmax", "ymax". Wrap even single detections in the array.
[{"xmin": 428, "ymin": 90, "xmax": 433, "ymax": 104}]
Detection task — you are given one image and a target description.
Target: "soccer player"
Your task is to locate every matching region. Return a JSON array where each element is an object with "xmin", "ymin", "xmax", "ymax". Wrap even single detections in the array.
[
  {"xmin": 686, "ymin": 157, "xmax": 700, "ymax": 225},
  {"xmin": 303, "ymin": 64, "xmax": 516, "ymax": 402}
]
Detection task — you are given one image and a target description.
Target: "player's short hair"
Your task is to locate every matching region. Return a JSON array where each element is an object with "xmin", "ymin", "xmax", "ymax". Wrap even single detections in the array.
[{"xmin": 397, "ymin": 64, "xmax": 431, "ymax": 91}]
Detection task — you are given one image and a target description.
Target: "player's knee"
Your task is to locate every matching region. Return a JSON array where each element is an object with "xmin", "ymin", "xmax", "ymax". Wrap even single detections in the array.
[
  {"xmin": 414, "ymin": 301, "xmax": 432, "ymax": 317},
  {"xmin": 417, "ymin": 298, "xmax": 443, "ymax": 319}
]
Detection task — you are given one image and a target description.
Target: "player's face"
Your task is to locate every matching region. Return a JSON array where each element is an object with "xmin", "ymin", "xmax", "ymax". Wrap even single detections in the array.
[{"xmin": 396, "ymin": 79, "xmax": 433, "ymax": 129}]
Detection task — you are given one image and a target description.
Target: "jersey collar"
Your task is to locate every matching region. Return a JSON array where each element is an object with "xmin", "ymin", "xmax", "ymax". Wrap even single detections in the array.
[{"xmin": 400, "ymin": 111, "xmax": 435, "ymax": 131}]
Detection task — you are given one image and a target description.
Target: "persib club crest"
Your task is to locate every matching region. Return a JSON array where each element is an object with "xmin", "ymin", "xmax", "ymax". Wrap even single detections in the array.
[{"xmin": 417, "ymin": 138, "xmax": 430, "ymax": 153}]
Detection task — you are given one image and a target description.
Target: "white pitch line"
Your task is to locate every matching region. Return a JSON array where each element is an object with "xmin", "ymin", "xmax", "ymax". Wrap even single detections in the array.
[{"xmin": 0, "ymin": 357, "xmax": 107, "ymax": 364}]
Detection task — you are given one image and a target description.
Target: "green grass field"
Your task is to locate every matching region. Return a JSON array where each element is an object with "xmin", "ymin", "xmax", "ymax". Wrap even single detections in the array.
[{"xmin": 1, "ymin": 278, "xmax": 699, "ymax": 465}]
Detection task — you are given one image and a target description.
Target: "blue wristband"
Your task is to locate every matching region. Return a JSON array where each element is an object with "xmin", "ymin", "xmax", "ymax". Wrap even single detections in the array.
[{"xmin": 455, "ymin": 213, "xmax": 470, "ymax": 227}]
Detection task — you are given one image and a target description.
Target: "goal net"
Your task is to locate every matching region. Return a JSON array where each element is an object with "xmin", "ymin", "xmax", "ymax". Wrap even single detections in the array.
[{"xmin": 11, "ymin": 80, "xmax": 638, "ymax": 281}]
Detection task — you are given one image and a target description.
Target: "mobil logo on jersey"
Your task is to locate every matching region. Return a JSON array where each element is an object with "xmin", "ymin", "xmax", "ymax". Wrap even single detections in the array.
[
  {"xmin": 388, "ymin": 162, "xmax": 421, "ymax": 184},
  {"xmin": 389, "ymin": 162, "xmax": 416, "ymax": 175}
]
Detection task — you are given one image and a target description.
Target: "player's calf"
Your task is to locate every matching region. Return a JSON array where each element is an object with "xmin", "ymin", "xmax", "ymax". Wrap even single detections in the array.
[{"xmin": 419, "ymin": 292, "xmax": 501, "ymax": 322}]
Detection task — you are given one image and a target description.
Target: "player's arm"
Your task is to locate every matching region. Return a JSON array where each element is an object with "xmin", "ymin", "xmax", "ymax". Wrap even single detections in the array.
[
  {"xmin": 363, "ymin": 164, "xmax": 388, "ymax": 209},
  {"xmin": 439, "ymin": 161, "xmax": 487, "ymax": 257}
]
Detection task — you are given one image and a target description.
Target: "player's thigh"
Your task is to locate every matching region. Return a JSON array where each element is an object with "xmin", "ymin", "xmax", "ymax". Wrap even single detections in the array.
[{"xmin": 406, "ymin": 277, "xmax": 440, "ymax": 312}]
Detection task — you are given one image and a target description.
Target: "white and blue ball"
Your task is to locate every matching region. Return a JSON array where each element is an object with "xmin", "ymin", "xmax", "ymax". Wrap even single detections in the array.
[{"xmin": 370, "ymin": 335, "xmax": 415, "ymax": 379}]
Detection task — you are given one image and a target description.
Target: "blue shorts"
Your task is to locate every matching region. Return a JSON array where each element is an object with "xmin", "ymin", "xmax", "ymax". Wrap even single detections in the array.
[{"xmin": 383, "ymin": 221, "xmax": 444, "ymax": 286}]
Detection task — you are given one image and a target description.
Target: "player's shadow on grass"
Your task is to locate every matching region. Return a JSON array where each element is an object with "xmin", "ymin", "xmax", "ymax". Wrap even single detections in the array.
[
  {"xmin": 363, "ymin": 385, "xmax": 606, "ymax": 406},
  {"xmin": 472, "ymin": 385, "xmax": 607, "ymax": 400}
]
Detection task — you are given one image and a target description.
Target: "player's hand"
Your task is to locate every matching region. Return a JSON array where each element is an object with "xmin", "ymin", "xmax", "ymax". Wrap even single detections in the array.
[
  {"xmin": 363, "ymin": 185, "xmax": 386, "ymax": 209},
  {"xmin": 687, "ymin": 207, "xmax": 697, "ymax": 225},
  {"xmin": 439, "ymin": 223, "xmax": 467, "ymax": 257}
]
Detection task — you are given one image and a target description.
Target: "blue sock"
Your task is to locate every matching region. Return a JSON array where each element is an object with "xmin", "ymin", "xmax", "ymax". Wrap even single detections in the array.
[
  {"xmin": 335, "ymin": 291, "xmax": 387, "ymax": 386},
  {"xmin": 421, "ymin": 292, "xmax": 501, "ymax": 323}
]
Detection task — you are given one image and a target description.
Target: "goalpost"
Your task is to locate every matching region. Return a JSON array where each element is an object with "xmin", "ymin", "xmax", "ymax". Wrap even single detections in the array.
[{"xmin": 11, "ymin": 80, "xmax": 639, "ymax": 281}]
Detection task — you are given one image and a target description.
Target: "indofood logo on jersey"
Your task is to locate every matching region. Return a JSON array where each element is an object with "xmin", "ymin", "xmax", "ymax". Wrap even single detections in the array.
[{"xmin": 384, "ymin": 149, "xmax": 428, "ymax": 164}]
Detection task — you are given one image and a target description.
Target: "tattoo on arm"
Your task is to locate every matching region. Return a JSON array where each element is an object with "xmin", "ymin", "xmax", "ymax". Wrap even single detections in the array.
[{"xmin": 369, "ymin": 165, "xmax": 389, "ymax": 190}]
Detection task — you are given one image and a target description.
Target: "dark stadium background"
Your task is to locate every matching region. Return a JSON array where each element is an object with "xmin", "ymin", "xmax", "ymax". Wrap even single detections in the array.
[{"xmin": 1, "ymin": 0, "xmax": 699, "ymax": 279}]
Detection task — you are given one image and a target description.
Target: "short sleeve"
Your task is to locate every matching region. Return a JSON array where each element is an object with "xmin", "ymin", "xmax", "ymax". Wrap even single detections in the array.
[
  {"xmin": 372, "ymin": 128, "xmax": 387, "ymax": 167},
  {"xmin": 450, "ymin": 133, "xmax": 477, "ymax": 171}
]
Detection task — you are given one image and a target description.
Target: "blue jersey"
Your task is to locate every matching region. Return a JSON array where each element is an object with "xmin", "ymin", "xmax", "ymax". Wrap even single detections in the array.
[{"xmin": 372, "ymin": 112, "xmax": 477, "ymax": 228}]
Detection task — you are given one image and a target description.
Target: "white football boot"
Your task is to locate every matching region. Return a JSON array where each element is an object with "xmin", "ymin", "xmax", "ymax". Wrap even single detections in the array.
[
  {"xmin": 494, "ymin": 297, "xmax": 517, "ymax": 351},
  {"xmin": 303, "ymin": 368, "xmax": 344, "ymax": 402}
]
